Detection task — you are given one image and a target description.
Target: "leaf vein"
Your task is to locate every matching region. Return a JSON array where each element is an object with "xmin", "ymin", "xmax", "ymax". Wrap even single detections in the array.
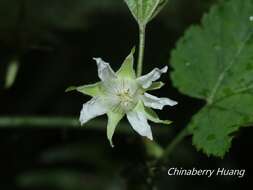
[{"xmin": 207, "ymin": 29, "xmax": 253, "ymax": 104}]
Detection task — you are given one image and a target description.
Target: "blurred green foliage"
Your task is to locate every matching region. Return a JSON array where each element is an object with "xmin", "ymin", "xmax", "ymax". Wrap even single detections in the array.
[
  {"xmin": 18, "ymin": 170, "xmax": 124, "ymax": 190},
  {"xmin": 4, "ymin": 58, "xmax": 19, "ymax": 88}
]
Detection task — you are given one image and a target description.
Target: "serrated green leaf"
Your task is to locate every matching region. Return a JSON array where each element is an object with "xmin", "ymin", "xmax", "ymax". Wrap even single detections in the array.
[
  {"xmin": 190, "ymin": 105, "xmax": 243, "ymax": 158},
  {"xmin": 124, "ymin": 0, "xmax": 168, "ymax": 26},
  {"xmin": 171, "ymin": 0, "xmax": 253, "ymax": 157}
]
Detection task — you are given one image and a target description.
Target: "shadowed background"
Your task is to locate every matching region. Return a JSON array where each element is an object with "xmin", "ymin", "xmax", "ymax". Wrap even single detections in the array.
[{"xmin": 0, "ymin": 0, "xmax": 252, "ymax": 189}]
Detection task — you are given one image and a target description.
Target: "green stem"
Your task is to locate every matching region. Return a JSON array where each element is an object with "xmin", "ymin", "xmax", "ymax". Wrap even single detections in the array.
[
  {"xmin": 0, "ymin": 116, "xmax": 121, "ymax": 130},
  {"xmin": 0, "ymin": 116, "xmax": 168, "ymax": 135},
  {"xmin": 136, "ymin": 23, "xmax": 189, "ymax": 161},
  {"xmin": 137, "ymin": 25, "xmax": 146, "ymax": 77},
  {"xmin": 160, "ymin": 126, "xmax": 191, "ymax": 162},
  {"xmin": 136, "ymin": 24, "xmax": 164, "ymax": 157},
  {"xmin": 0, "ymin": 116, "xmax": 83, "ymax": 128}
]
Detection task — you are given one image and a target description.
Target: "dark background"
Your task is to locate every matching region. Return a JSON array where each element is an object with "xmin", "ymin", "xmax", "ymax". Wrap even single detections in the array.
[{"xmin": 0, "ymin": 0, "xmax": 252, "ymax": 189}]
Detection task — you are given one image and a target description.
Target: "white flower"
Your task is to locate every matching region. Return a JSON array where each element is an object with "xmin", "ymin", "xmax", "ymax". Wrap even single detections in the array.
[{"xmin": 66, "ymin": 48, "xmax": 177, "ymax": 147}]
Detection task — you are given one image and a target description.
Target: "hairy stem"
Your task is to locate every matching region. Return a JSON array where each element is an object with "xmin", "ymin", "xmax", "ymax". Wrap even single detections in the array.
[{"xmin": 137, "ymin": 25, "xmax": 146, "ymax": 77}]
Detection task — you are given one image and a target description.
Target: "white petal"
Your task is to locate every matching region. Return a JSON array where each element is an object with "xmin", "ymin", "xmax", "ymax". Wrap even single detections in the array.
[
  {"xmin": 137, "ymin": 66, "xmax": 168, "ymax": 88},
  {"xmin": 93, "ymin": 58, "xmax": 117, "ymax": 81},
  {"xmin": 142, "ymin": 93, "xmax": 178, "ymax": 110},
  {"xmin": 79, "ymin": 97, "xmax": 107, "ymax": 125},
  {"xmin": 127, "ymin": 111, "xmax": 153, "ymax": 140}
]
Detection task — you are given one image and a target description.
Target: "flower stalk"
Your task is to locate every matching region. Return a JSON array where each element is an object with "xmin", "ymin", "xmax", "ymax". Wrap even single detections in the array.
[
  {"xmin": 137, "ymin": 25, "xmax": 146, "ymax": 77},
  {"xmin": 136, "ymin": 24, "xmax": 165, "ymax": 158}
]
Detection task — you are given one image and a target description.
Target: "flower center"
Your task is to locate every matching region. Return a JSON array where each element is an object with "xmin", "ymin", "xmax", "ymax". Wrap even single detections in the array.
[
  {"xmin": 117, "ymin": 89, "xmax": 134, "ymax": 107},
  {"xmin": 101, "ymin": 79, "xmax": 140, "ymax": 113}
]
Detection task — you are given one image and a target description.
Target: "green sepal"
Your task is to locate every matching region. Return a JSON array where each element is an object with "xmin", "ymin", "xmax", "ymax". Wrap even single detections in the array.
[
  {"xmin": 146, "ymin": 82, "xmax": 164, "ymax": 91},
  {"xmin": 65, "ymin": 82, "xmax": 101, "ymax": 97},
  {"xmin": 117, "ymin": 47, "xmax": 136, "ymax": 79},
  {"xmin": 145, "ymin": 107, "xmax": 172, "ymax": 125},
  {"xmin": 107, "ymin": 111, "xmax": 124, "ymax": 147},
  {"xmin": 136, "ymin": 101, "xmax": 172, "ymax": 125}
]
